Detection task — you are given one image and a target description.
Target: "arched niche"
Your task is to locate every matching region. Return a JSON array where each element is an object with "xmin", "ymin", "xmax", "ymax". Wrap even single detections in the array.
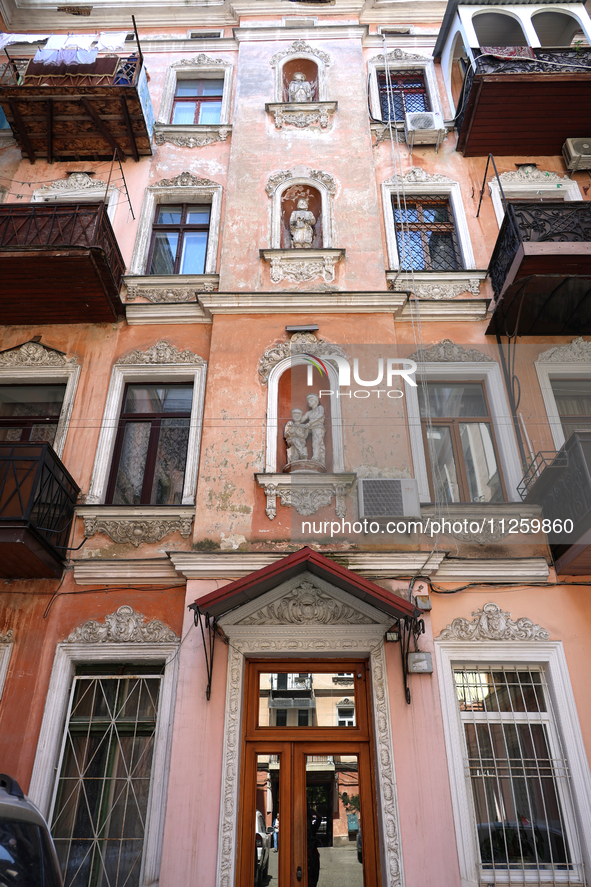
[
  {"xmin": 282, "ymin": 58, "xmax": 319, "ymax": 102},
  {"xmin": 531, "ymin": 10, "xmax": 584, "ymax": 46},
  {"xmin": 450, "ymin": 31, "xmax": 470, "ymax": 109},
  {"xmin": 471, "ymin": 11, "xmax": 528, "ymax": 47},
  {"xmin": 280, "ymin": 183, "xmax": 323, "ymax": 250},
  {"xmin": 277, "ymin": 363, "xmax": 333, "ymax": 471}
]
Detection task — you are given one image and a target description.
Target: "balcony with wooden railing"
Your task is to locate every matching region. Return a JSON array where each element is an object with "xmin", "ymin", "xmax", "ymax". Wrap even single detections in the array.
[
  {"xmin": 0, "ymin": 50, "xmax": 154, "ymax": 162},
  {"xmin": 0, "ymin": 201, "xmax": 125, "ymax": 323},
  {"xmin": 0, "ymin": 442, "xmax": 79, "ymax": 579},
  {"xmin": 486, "ymin": 201, "xmax": 591, "ymax": 336}
]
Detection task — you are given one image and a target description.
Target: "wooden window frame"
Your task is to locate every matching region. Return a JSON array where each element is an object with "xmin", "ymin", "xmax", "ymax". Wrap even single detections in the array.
[
  {"xmin": 377, "ymin": 69, "xmax": 430, "ymax": 121},
  {"xmin": 420, "ymin": 380, "xmax": 507, "ymax": 503},
  {"xmin": 549, "ymin": 376, "xmax": 591, "ymax": 442},
  {"xmin": 0, "ymin": 382, "xmax": 67, "ymax": 443},
  {"xmin": 105, "ymin": 382, "xmax": 193, "ymax": 506},
  {"xmin": 170, "ymin": 78, "xmax": 223, "ymax": 125},
  {"xmin": 146, "ymin": 203, "xmax": 210, "ymax": 276},
  {"xmin": 393, "ymin": 195, "xmax": 463, "ymax": 272}
]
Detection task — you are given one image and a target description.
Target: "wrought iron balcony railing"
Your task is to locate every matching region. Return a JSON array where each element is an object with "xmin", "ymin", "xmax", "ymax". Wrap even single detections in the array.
[
  {"xmin": 488, "ymin": 201, "xmax": 591, "ymax": 300},
  {"xmin": 0, "ymin": 53, "xmax": 140, "ymax": 89}
]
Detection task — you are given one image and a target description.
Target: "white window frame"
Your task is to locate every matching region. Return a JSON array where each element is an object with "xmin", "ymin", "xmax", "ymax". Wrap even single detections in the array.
[
  {"xmin": 489, "ymin": 176, "xmax": 582, "ymax": 228},
  {"xmin": 336, "ymin": 699, "xmax": 355, "ymax": 727},
  {"xmin": 435, "ymin": 638, "xmax": 591, "ymax": 886},
  {"xmin": 381, "ymin": 178, "xmax": 475, "ymax": 272},
  {"xmin": 86, "ymin": 359, "xmax": 206, "ymax": 505},
  {"xmin": 28, "ymin": 639, "xmax": 179, "ymax": 887},
  {"xmin": 157, "ymin": 59, "xmax": 232, "ymax": 126},
  {"xmin": 535, "ymin": 361, "xmax": 591, "ymax": 452},
  {"xmin": 368, "ymin": 53, "xmax": 444, "ymax": 123},
  {"xmin": 0, "ymin": 360, "xmax": 81, "ymax": 459},
  {"xmin": 129, "ymin": 177, "xmax": 222, "ymax": 277},
  {"xmin": 404, "ymin": 361, "xmax": 522, "ymax": 502}
]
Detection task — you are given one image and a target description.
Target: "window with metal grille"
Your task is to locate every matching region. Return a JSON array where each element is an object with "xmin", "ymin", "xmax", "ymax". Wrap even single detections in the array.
[
  {"xmin": 454, "ymin": 666, "xmax": 577, "ymax": 879},
  {"xmin": 0, "ymin": 384, "xmax": 66, "ymax": 446},
  {"xmin": 377, "ymin": 69, "xmax": 430, "ymax": 121},
  {"xmin": 50, "ymin": 665, "xmax": 164, "ymax": 887},
  {"xmin": 171, "ymin": 78, "xmax": 223, "ymax": 125},
  {"xmin": 147, "ymin": 204, "xmax": 210, "ymax": 276},
  {"xmin": 393, "ymin": 196, "xmax": 462, "ymax": 271}
]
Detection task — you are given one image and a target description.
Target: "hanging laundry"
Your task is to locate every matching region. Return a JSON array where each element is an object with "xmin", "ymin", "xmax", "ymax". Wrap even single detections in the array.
[
  {"xmin": 74, "ymin": 48, "xmax": 97, "ymax": 64},
  {"xmin": 0, "ymin": 33, "xmax": 51, "ymax": 50},
  {"xmin": 45, "ymin": 35, "xmax": 69, "ymax": 51},
  {"xmin": 33, "ymin": 48, "xmax": 61, "ymax": 64},
  {"xmin": 96, "ymin": 31, "xmax": 128, "ymax": 52},
  {"xmin": 56, "ymin": 48, "xmax": 78, "ymax": 65},
  {"xmin": 63, "ymin": 33, "xmax": 95, "ymax": 50}
]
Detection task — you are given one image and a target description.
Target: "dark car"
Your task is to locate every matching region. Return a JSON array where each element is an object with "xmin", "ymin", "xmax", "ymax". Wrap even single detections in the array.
[
  {"xmin": 356, "ymin": 828, "xmax": 362, "ymax": 864},
  {"xmin": 0, "ymin": 773, "xmax": 63, "ymax": 887}
]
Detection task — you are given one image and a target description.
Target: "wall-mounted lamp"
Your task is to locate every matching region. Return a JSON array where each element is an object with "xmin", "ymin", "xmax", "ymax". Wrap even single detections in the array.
[{"xmin": 385, "ymin": 623, "xmax": 400, "ymax": 643}]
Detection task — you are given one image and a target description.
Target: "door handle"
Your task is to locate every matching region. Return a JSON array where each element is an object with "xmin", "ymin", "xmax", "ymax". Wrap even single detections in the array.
[{"xmin": 296, "ymin": 865, "xmax": 302, "ymax": 881}]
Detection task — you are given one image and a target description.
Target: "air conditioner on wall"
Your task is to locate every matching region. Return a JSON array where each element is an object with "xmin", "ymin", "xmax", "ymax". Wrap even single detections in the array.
[
  {"xmin": 562, "ymin": 138, "xmax": 591, "ymax": 172},
  {"xmin": 404, "ymin": 111, "xmax": 446, "ymax": 152},
  {"xmin": 358, "ymin": 478, "xmax": 421, "ymax": 520}
]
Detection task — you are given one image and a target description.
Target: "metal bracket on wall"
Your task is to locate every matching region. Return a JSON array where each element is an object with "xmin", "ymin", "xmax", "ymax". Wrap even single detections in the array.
[
  {"xmin": 188, "ymin": 603, "xmax": 217, "ymax": 701},
  {"xmin": 399, "ymin": 615, "xmax": 426, "ymax": 705}
]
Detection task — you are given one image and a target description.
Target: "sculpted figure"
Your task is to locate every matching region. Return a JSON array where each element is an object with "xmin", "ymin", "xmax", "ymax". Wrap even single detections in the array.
[
  {"xmin": 288, "ymin": 72, "xmax": 312, "ymax": 103},
  {"xmin": 301, "ymin": 394, "xmax": 326, "ymax": 467},
  {"xmin": 289, "ymin": 198, "xmax": 316, "ymax": 249},
  {"xmin": 284, "ymin": 408, "xmax": 309, "ymax": 464}
]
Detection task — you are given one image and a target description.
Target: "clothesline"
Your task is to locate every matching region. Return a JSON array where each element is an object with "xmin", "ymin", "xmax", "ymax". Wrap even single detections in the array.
[{"xmin": 0, "ymin": 31, "xmax": 129, "ymax": 55}]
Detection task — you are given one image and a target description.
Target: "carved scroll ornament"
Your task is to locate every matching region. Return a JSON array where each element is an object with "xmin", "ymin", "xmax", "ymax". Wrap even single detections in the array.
[
  {"xmin": 66, "ymin": 605, "xmax": 178, "ymax": 644},
  {"xmin": 537, "ymin": 336, "xmax": 591, "ymax": 363},
  {"xmin": 238, "ymin": 579, "xmax": 375, "ymax": 625},
  {"xmin": 0, "ymin": 341, "xmax": 78, "ymax": 367},
  {"xmin": 258, "ymin": 331, "xmax": 345, "ymax": 382},
  {"xmin": 82, "ymin": 515, "xmax": 194, "ymax": 546},
  {"xmin": 438, "ymin": 602, "xmax": 550, "ymax": 642},
  {"xmin": 117, "ymin": 340, "xmax": 205, "ymax": 366},
  {"xmin": 408, "ymin": 339, "xmax": 494, "ymax": 363}
]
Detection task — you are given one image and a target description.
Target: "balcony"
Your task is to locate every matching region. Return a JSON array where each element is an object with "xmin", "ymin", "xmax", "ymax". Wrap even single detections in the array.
[
  {"xmin": 0, "ymin": 202, "xmax": 125, "ymax": 323},
  {"xmin": 0, "ymin": 442, "xmax": 79, "ymax": 579},
  {"xmin": 0, "ymin": 52, "xmax": 154, "ymax": 163},
  {"xmin": 456, "ymin": 48, "xmax": 591, "ymax": 156},
  {"xmin": 520, "ymin": 432, "xmax": 591, "ymax": 574},
  {"xmin": 486, "ymin": 202, "xmax": 591, "ymax": 336}
]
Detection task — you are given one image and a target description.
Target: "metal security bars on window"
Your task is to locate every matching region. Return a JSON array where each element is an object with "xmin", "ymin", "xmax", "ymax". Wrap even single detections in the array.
[
  {"xmin": 377, "ymin": 70, "xmax": 430, "ymax": 121},
  {"xmin": 454, "ymin": 666, "xmax": 581, "ymax": 884},
  {"xmin": 50, "ymin": 668, "xmax": 162, "ymax": 887},
  {"xmin": 393, "ymin": 196, "xmax": 462, "ymax": 272}
]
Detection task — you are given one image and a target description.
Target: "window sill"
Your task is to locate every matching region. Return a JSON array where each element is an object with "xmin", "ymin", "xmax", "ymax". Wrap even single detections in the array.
[
  {"xmin": 77, "ymin": 505, "xmax": 195, "ymax": 547},
  {"xmin": 255, "ymin": 473, "xmax": 356, "ymax": 520},
  {"xmin": 153, "ymin": 122, "xmax": 231, "ymax": 148},
  {"xmin": 260, "ymin": 248, "xmax": 345, "ymax": 284},
  {"xmin": 386, "ymin": 270, "xmax": 487, "ymax": 300},
  {"xmin": 124, "ymin": 274, "xmax": 219, "ymax": 302},
  {"xmin": 265, "ymin": 101, "xmax": 337, "ymax": 130}
]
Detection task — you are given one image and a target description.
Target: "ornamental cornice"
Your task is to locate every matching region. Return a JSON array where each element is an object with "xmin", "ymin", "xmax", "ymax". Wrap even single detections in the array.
[
  {"xmin": 0, "ymin": 628, "xmax": 14, "ymax": 645},
  {"xmin": 0, "ymin": 341, "xmax": 78, "ymax": 367},
  {"xmin": 35, "ymin": 172, "xmax": 108, "ymax": 192},
  {"xmin": 255, "ymin": 473, "xmax": 356, "ymax": 520},
  {"xmin": 370, "ymin": 47, "xmax": 430, "ymax": 64},
  {"xmin": 152, "ymin": 172, "xmax": 221, "ymax": 189},
  {"xmin": 81, "ymin": 513, "xmax": 194, "ymax": 546},
  {"xmin": 269, "ymin": 40, "xmax": 331, "ymax": 68},
  {"xmin": 389, "ymin": 275, "xmax": 482, "ymax": 299},
  {"xmin": 260, "ymin": 248, "xmax": 344, "ymax": 284},
  {"xmin": 438, "ymin": 602, "xmax": 550, "ymax": 642},
  {"xmin": 537, "ymin": 336, "xmax": 591, "ymax": 363},
  {"xmin": 117, "ymin": 340, "xmax": 205, "ymax": 365},
  {"xmin": 66, "ymin": 605, "xmax": 178, "ymax": 644},
  {"xmin": 171, "ymin": 53, "xmax": 231, "ymax": 68},
  {"xmin": 124, "ymin": 275, "xmax": 218, "ymax": 302},
  {"xmin": 266, "ymin": 102, "xmax": 337, "ymax": 131},
  {"xmin": 497, "ymin": 165, "xmax": 571, "ymax": 185},
  {"xmin": 265, "ymin": 167, "xmax": 337, "ymax": 196},
  {"xmin": 258, "ymin": 331, "xmax": 346, "ymax": 382},
  {"xmin": 383, "ymin": 166, "xmax": 455, "ymax": 186},
  {"xmin": 408, "ymin": 339, "xmax": 494, "ymax": 363},
  {"xmin": 237, "ymin": 578, "xmax": 376, "ymax": 626},
  {"xmin": 153, "ymin": 124, "xmax": 231, "ymax": 148}
]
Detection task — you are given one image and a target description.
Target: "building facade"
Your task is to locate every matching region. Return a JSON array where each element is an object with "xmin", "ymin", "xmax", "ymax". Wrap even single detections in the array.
[{"xmin": 0, "ymin": 0, "xmax": 591, "ymax": 885}]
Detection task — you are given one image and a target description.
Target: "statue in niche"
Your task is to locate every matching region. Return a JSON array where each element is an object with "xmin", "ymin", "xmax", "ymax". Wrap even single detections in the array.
[
  {"xmin": 289, "ymin": 198, "xmax": 316, "ymax": 249},
  {"xmin": 288, "ymin": 72, "xmax": 312, "ymax": 103},
  {"xmin": 283, "ymin": 394, "xmax": 326, "ymax": 472}
]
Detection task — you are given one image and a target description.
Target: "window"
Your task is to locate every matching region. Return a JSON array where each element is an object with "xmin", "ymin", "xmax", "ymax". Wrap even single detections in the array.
[
  {"xmin": 418, "ymin": 382, "xmax": 504, "ymax": 503},
  {"xmin": 454, "ymin": 665, "xmax": 574, "ymax": 876},
  {"xmin": 50, "ymin": 664, "xmax": 163, "ymax": 887},
  {"xmin": 393, "ymin": 196, "xmax": 462, "ymax": 272},
  {"xmin": 298, "ymin": 709, "xmax": 310, "ymax": 727},
  {"xmin": 171, "ymin": 78, "xmax": 224, "ymax": 125},
  {"xmin": 147, "ymin": 205, "xmax": 210, "ymax": 276},
  {"xmin": 0, "ymin": 384, "xmax": 66, "ymax": 446},
  {"xmin": 276, "ymin": 709, "xmax": 287, "ymax": 727},
  {"xmin": 106, "ymin": 383, "xmax": 193, "ymax": 506},
  {"xmin": 377, "ymin": 69, "xmax": 430, "ymax": 121},
  {"xmin": 337, "ymin": 706, "xmax": 355, "ymax": 727},
  {"xmin": 549, "ymin": 379, "xmax": 591, "ymax": 442}
]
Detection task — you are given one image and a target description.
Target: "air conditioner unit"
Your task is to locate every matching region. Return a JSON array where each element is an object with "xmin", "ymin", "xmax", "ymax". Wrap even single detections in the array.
[
  {"xmin": 404, "ymin": 111, "xmax": 446, "ymax": 152},
  {"xmin": 358, "ymin": 478, "xmax": 421, "ymax": 520},
  {"xmin": 562, "ymin": 137, "xmax": 591, "ymax": 171}
]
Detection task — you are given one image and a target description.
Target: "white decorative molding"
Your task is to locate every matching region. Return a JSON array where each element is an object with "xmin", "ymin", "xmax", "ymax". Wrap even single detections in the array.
[
  {"xmin": 384, "ymin": 167, "xmax": 454, "ymax": 186},
  {"xmin": 125, "ymin": 303, "xmax": 211, "ymax": 325},
  {"xmin": 72, "ymin": 558, "xmax": 182, "ymax": 586},
  {"xmin": 498, "ymin": 165, "xmax": 571, "ymax": 185},
  {"xmin": 129, "ymin": 174, "xmax": 222, "ymax": 276},
  {"xmin": 66, "ymin": 605, "xmax": 179, "ymax": 644},
  {"xmin": 370, "ymin": 48, "xmax": 430, "ymax": 64},
  {"xmin": 265, "ymin": 167, "xmax": 337, "ymax": 196},
  {"xmin": 537, "ymin": 336, "xmax": 591, "ymax": 363},
  {"xmin": 269, "ymin": 40, "xmax": 331, "ymax": 69},
  {"xmin": 154, "ymin": 124, "xmax": 231, "ymax": 148},
  {"xmin": 79, "ymin": 506, "xmax": 195, "ymax": 547},
  {"xmin": 266, "ymin": 101, "xmax": 337, "ymax": 130},
  {"xmin": 124, "ymin": 274, "xmax": 218, "ymax": 303},
  {"xmin": 408, "ymin": 339, "xmax": 493, "ymax": 363},
  {"xmin": 255, "ymin": 473, "xmax": 356, "ymax": 520},
  {"xmin": 0, "ymin": 341, "xmax": 80, "ymax": 459},
  {"xmin": 198, "ymin": 290, "xmax": 406, "ymax": 315},
  {"xmin": 237, "ymin": 578, "xmax": 376, "ymax": 625},
  {"xmin": 431, "ymin": 558, "xmax": 550, "ymax": 583},
  {"xmin": 35, "ymin": 171, "xmax": 106, "ymax": 193},
  {"xmin": 388, "ymin": 271, "xmax": 483, "ymax": 299},
  {"xmin": 32, "ymin": 171, "xmax": 119, "ymax": 221},
  {"xmin": 260, "ymin": 248, "xmax": 344, "ymax": 284},
  {"xmin": 489, "ymin": 165, "xmax": 581, "ymax": 226},
  {"xmin": 172, "ymin": 53, "xmax": 230, "ymax": 68},
  {"xmin": 258, "ymin": 331, "xmax": 346, "ymax": 382},
  {"xmin": 157, "ymin": 56, "xmax": 233, "ymax": 126},
  {"xmin": 421, "ymin": 502, "xmax": 542, "ymax": 544},
  {"xmin": 86, "ymin": 347, "xmax": 206, "ymax": 506},
  {"xmin": 397, "ymin": 299, "xmax": 489, "ymax": 323},
  {"xmin": 438, "ymin": 602, "xmax": 550, "ymax": 642},
  {"xmin": 535, "ymin": 338, "xmax": 591, "ymax": 452}
]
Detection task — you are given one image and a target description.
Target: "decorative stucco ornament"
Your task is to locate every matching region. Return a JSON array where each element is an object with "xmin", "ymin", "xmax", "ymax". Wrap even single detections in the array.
[
  {"xmin": 273, "ymin": 108, "xmax": 330, "ymax": 130},
  {"xmin": 117, "ymin": 340, "xmax": 205, "ymax": 366},
  {"xmin": 438, "ymin": 602, "xmax": 550, "ymax": 641},
  {"xmin": 269, "ymin": 40, "xmax": 331, "ymax": 68},
  {"xmin": 266, "ymin": 167, "xmax": 336, "ymax": 196},
  {"xmin": 82, "ymin": 515, "xmax": 194, "ymax": 546},
  {"xmin": 269, "ymin": 256, "xmax": 336, "ymax": 284},
  {"xmin": 390, "ymin": 279, "xmax": 481, "ymax": 299},
  {"xmin": 35, "ymin": 172, "xmax": 108, "ymax": 192},
  {"xmin": 154, "ymin": 129, "xmax": 230, "ymax": 148},
  {"xmin": 238, "ymin": 579, "xmax": 375, "ymax": 625},
  {"xmin": 257, "ymin": 478, "xmax": 354, "ymax": 520},
  {"xmin": 0, "ymin": 628, "xmax": 14, "ymax": 645},
  {"xmin": 537, "ymin": 336, "xmax": 591, "ymax": 363},
  {"xmin": 266, "ymin": 170, "xmax": 293, "ymax": 195},
  {"xmin": 66, "ymin": 605, "xmax": 178, "ymax": 644},
  {"xmin": 384, "ymin": 167, "xmax": 455, "ymax": 186},
  {"xmin": 498, "ymin": 164, "xmax": 571, "ymax": 184},
  {"xmin": 172, "ymin": 54, "xmax": 230, "ymax": 68},
  {"xmin": 409, "ymin": 339, "xmax": 494, "ymax": 363},
  {"xmin": 0, "ymin": 341, "xmax": 78, "ymax": 367},
  {"xmin": 125, "ymin": 284, "xmax": 214, "ymax": 302},
  {"xmin": 258, "ymin": 331, "xmax": 346, "ymax": 383},
  {"xmin": 372, "ymin": 48, "xmax": 430, "ymax": 64},
  {"xmin": 154, "ymin": 172, "xmax": 219, "ymax": 188}
]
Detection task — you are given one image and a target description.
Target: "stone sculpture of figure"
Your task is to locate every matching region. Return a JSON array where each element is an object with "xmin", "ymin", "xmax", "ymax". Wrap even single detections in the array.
[
  {"xmin": 289, "ymin": 198, "xmax": 316, "ymax": 249},
  {"xmin": 284, "ymin": 408, "xmax": 309, "ymax": 464},
  {"xmin": 288, "ymin": 72, "xmax": 312, "ymax": 103},
  {"xmin": 301, "ymin": 394, "xmax": 326, "ymax": 467}
]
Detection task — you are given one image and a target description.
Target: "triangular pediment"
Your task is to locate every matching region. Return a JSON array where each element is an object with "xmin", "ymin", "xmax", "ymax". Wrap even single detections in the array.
[{"xmin": 221, "ymin": 571, "xmax": 387, "ymax": 627}]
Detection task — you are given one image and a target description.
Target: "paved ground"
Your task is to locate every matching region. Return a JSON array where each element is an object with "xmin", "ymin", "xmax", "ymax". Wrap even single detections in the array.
[{"xmin": 264, "ymin": 845, "xmax": 363, "ymax": 887}]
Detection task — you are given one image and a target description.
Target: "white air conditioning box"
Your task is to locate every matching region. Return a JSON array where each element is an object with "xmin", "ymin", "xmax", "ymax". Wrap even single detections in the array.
[
  {"xmin": 358, "ymin": 478, "xmax": 421, "ymax": 519},
  {"xmin": 562, "ymin": 138, "xmax": 591, "ymax": 171},
  {"xmin": 404, "ymin": 111, "xmax": 446, "ymax": 151}
]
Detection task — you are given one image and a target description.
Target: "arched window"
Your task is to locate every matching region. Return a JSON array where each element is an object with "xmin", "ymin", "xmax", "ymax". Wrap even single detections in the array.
[{"xmin": 270, "ymin": 40, "xmax": 330, "ymax": 103}]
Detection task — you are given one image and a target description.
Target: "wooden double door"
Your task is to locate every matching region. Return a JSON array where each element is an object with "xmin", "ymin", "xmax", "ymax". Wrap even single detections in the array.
[{"xmin": 237, "ymin": 660, "xmax": 381, "ymax": 887}]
